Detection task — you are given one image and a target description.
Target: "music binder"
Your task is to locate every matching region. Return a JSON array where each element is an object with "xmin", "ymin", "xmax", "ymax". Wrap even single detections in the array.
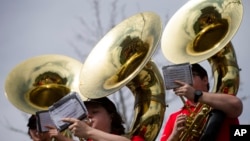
[
  {"xmin": 162, "ymin": 62, "xmax": 193, "ymax": 90},
  {"xmin": 48, "ymin": 92, "xmax": 88, "ymax": 131},
  {"xmin": 36, "ymin": 110, "xmax": 56, "ymax": 132}
]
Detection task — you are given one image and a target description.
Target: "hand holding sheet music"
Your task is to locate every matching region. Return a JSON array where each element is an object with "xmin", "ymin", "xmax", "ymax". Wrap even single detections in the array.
[
  {"xmin": 36, "ymin": 92, "xmax": 88, "ymax": 132},
  {"xmin": 49, "ymin": 92, "xmax": 88, "ymax": 131},
  {"xmin": 162, "ymin": 63, "xmax": 193, "ymax": 90}
]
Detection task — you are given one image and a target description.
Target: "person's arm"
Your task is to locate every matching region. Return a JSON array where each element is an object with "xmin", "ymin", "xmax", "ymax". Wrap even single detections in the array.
[
  {"xmin": 84, "ymin": 127, "xmax": 130, "ymax": 141},
  {"xmin": 62, "ymin": 118, "xmax": 130, "ymax": 141},
  {"xmin": 199, "ymin": 92, "xmax": 242, "ymax": 118},
  {"xmin": 174, "ymin": 80, "xmax": 243, "ymax": 118}
]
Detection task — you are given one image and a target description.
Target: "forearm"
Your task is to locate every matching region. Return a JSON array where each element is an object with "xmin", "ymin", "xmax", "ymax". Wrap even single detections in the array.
[
  {"xmin": 85, "ymin": 128, "xmax": 130, "ymax": 141},
  {"xmin": 199, "ymin": 92, "xmax": 242, "ymax": 118}
]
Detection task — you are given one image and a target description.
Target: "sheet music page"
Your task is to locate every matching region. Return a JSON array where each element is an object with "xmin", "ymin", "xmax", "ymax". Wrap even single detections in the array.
[
  {"xmin": 36, "ymin": 110, "xmax": 56, "ymax": 132},
  {"xmin": 162, "ymin": 63, "xmax": 193, "ymax": 90},
  {"xmin": 49, "ymin": 92, "xmax": 88, "ymax": 131}
]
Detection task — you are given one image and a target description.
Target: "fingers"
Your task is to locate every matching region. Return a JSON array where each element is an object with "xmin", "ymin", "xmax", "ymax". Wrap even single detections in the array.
[
  {"xmin": 62, "ymin": 118, "xmax": 90, "ymax": 137},
  {"xmin": 176, "ymin": 114, "xmax": 186, "ymax": 124},
  {"xmin": 61, "ymin": 118, "xmax": 78, "ymax": 131},
  {"xmin": 176, "ymin": 114, "xmax": 187, "ymax": 130},
  {"xmin": 176, "ymin": 125, "xmax": 186, "ymax": 133},
  {"xmin": 71, "ymin": 127, "xmax": 76, "ymax": 135},
  {"xmin": 172, "ymin": 114, "xmax": 187, "ymax": 136},
  {"xmin": 70, "ymin": 125, "xmax": 83, "ymax": 137},
  {"xmin": 65, "ymin": 118, "xmax": 83, "ymax": 131},
  {"xmin": 174, "ymin": 80, "xmax": 186, "ymax": 86},
  {"xmin": 62, "ymin": 117, "xmax": 77, "ymax": 123},
  {"xmin": 174, "ymin": 88, "xmax": 185, "ymax": 96},
  {"xmin": 45, "ymin": 125, "xmax": 56, "ymax": 129}
]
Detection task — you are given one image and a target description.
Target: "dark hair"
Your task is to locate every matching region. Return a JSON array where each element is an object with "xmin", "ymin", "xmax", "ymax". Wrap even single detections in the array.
[
  {"xmin": 27, "ymin": 115, "xmax": 37, "ymax": 130},
  {"xmin": 84, "ymin": 97, "xmax": 125, "ymax": 135},
  {"xmin": 191, "ymin": 63, "xmax": 210, "ymax": 90},
  {"xmin": 27, "ymin": 115, "xmax": 37, "ymax": 138}
]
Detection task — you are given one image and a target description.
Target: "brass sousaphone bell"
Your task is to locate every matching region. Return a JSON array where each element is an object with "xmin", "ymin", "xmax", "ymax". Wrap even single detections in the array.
[
  {"xmin": 161, "ymin": 0, "xmax": 243, "ymax": 64},
  {"xmin": 5, "ymin": 54, "xmax": 85, "ymax": 114},
  {"xmin": 79, "ymin": 12, "xmax": 163, "ymax": 98}
]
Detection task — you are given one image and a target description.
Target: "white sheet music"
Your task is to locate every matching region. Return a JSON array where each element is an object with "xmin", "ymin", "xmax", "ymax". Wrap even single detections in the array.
[
  {"xmin": 36, "ymin": 110, "xmax": 56, "ymax": 132},
  {"xmin": 162, "ymin": 63, "xmax": 193, "ymax": 90}
]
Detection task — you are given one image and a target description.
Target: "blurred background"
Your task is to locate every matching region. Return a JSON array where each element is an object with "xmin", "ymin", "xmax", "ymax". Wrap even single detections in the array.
[{"xmin": 0, "ymin": 0, "xmax": 249, "ymax": 140}]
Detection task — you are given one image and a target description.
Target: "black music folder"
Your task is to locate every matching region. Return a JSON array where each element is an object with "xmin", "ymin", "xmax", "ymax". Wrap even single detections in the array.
[
  {"xmin": 48, "ymin": 92, "xmax": 88, "ymax": 131},
  {"xmin": 36, "ymin": 110, "xmax": 56, "ymax": 132},
  {"xmin": 162, "ymin": 62, "xmax": 193, "ymax": 90}
]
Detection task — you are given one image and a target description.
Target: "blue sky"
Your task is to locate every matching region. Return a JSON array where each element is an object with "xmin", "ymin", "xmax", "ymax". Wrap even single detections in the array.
[{"xmin": 0, "ymin": 0, "xmax": 249, "ymax": 140}]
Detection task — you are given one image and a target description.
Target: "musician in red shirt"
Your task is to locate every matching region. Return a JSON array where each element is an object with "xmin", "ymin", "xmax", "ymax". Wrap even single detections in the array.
[{"xmin": 160, "ymin": 63, "xmax": 242, "ymax": 141}]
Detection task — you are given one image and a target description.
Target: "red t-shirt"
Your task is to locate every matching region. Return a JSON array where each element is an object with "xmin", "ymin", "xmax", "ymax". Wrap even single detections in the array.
[{"xmin": 160, "ymin": 101, "xmax": 239, "ymax": 141}]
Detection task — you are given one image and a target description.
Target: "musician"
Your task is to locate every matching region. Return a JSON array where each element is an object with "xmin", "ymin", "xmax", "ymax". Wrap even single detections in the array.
[
  {"xmin": 63, "ymin": 97, "xmax": 144, "ymax": 141},
  {"xmin": 160, "ymin": 63, "xmax": 243, "ymax": 141}
]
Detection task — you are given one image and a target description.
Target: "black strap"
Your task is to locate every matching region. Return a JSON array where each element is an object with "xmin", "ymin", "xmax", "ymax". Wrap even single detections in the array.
[{"xmin": 200, "ymin": 109, "xmax": 226, "ymax": 141}]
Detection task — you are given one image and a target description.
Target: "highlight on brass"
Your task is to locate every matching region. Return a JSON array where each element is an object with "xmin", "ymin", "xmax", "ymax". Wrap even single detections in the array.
[
  {"xmin": 4, "ymin": 54, "xmax": 84, "ymax": 114},
  {"xmin": 79, "ymin": 12, "xmax": 166, "ymax": 141},
  {"xmin": 160, "ymin": 0, "xmax": 243, "ymax": 140},
  {"xmin": 103, "ymin": 35, "xmax": 149, "ymax": 89},
  {"xmin": 161, "ymin": 0, "xmax": 243, "ymax": 64}
]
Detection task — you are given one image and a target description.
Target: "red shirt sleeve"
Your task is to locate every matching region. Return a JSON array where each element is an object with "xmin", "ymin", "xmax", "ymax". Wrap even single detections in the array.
[{"xmin": 160, "ymin": 113, "xmax": 176, "ymax": 141}]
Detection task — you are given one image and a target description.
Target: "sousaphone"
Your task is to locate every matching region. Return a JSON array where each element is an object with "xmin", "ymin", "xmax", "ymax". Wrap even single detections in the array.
[
  {"xmin": 161, "ymin": 0, "xmax": 243, "ymax": 140},
  {"xmin": 161, "ymin": 0, "xmax": 243, "ymax": 64},
  {"xmin": 5, "ymin": 54, "xmax": 85, "ymax": 114},
  {"xmin": 79, "ymin": 12, "xmax": 166, "ymax": 141}
]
